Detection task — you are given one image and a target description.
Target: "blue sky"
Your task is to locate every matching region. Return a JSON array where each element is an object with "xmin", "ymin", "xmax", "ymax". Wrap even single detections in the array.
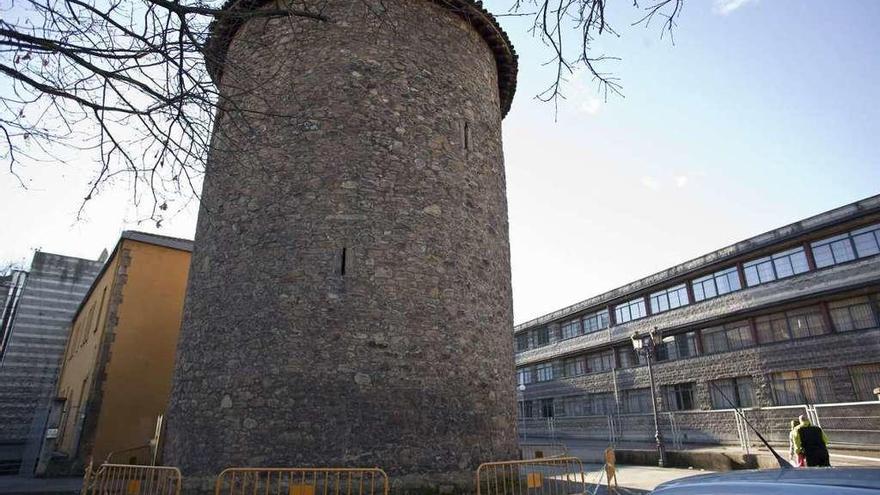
[
  {"xmin": 497, "ymin": 0, "xmax": 880, "ymax": 323},
  {"xmin": 1, "ymin": 0, "xmax": 878, "ymax": 324}
]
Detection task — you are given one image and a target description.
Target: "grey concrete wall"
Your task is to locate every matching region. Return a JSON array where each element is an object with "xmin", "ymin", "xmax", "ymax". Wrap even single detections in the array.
[{"xmin": 0, "ymin": 252, "xmax": 101, "ymax": 473}]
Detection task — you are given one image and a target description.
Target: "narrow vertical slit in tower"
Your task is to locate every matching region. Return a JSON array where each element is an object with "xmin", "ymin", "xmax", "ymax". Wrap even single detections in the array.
[
  {"xmin": 463, "ymin": 121, "xmax": 470, "ymax": 150},
  {"xmin": 340, "ymin": 247, "xmax": 347, "ymax": 276}
]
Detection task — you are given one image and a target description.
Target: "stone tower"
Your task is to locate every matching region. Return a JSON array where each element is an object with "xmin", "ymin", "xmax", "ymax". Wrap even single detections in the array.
[{"xmin": 164, "ymin": 0, "xmax": 518, "ymax": 491}]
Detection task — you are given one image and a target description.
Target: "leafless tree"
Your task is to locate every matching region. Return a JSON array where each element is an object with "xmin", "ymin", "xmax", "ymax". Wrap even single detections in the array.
[{"xmin": 0, "ymin": 0, "xmax": 683, "ymax": 224}]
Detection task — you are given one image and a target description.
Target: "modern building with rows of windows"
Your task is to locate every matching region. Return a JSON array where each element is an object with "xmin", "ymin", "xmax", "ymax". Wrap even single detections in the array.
[{"xmin": 514, "ymin": 194, "xmax": 880, "ymax": 446}]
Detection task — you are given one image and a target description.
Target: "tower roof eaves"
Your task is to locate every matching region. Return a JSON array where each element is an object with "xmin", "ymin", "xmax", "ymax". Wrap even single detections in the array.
[{"xmin": 203, "ymin": 0, "xmax": 518, "ymax": 117}]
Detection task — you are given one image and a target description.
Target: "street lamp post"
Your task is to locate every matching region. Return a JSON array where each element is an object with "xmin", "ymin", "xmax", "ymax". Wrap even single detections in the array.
[
  {"xmin": 632, "ymin": 327, "xmax": 669, "ymax": 468},
  {"xmin": 517, "ymin": 383, "xmax": 527, "ymax": 445}
]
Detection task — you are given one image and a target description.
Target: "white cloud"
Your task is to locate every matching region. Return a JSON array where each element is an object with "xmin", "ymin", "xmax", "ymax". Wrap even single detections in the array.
[
  {"xmin": 566, "ymin": 69, "xmax": 603, "ymax": 116},
  {"xmin": 713, "ymin": 0, "xmax": 757, "ymax": 15},
  {"xmin": 580, "ymin": 97, "xmax": 602, "ymax": 115},
  {"xmin": 640, "ymin": 176, "xmax": 661, "ymax": 191},
  {"xmin": 675, "ymin": 176, "xmax": 689, "ymax": 188}
]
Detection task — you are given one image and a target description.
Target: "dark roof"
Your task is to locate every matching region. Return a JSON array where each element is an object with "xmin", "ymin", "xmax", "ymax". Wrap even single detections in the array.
[
  {"xmin": 203, "ymin": 0, "xmax": 518, "ymax": 117},
  {"xmin": 121, "ymin": 231, "xmax": 193, "ymax": 252}
]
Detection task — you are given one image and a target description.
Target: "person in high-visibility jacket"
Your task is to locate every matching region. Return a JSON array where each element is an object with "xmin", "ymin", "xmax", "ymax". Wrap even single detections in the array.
[
  {"xmin": 788, "ymin": 420, "xmax": 804, "ymax": 466},
  {"xmin": 793, "ymin": 415, "xmax": 831, "ymax": 467}
]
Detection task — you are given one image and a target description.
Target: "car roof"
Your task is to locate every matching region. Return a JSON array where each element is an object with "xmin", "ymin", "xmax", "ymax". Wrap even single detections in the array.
[{"xmin": 652, "ymin": 467, "xmax": 880, "ymax": 494}]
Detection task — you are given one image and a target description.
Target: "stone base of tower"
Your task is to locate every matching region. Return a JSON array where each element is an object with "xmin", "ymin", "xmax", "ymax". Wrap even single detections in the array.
[
  {"xmin": 180, "ymin": 469, "xmax": 490, "ymax": 495},
  {"xmin": 389, "ymin": 470, "xmax": 478, "ymax": 495}
]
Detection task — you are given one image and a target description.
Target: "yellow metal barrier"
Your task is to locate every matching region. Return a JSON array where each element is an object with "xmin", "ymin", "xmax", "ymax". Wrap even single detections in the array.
[
  {"xmin": 476, "ymin": 457, "xmax": 587, "ymax": 495},
  {"xmin": 214, "ymin": 468, "xmax": 389, "ymax": 495},
  {"xmin": 81, "ymin": 463, "xmax": 182, "ymax": 495}
]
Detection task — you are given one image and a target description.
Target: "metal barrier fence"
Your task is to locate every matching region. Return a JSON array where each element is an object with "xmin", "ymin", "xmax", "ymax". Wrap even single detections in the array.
[
  {"xmin": 475, "ymin": 457, "xmax": 587, "ymax": 495},
  {"xmin": 518, "ymin": 400, "xmax": 880, "ymax": 452},
  {"xmin": 105, "ymin": 444, "xmax": 154, "ymax": 466},
  {"xmin": 214, "ymin": 468, "xmax": 389, "ymax": 495},
  {"xmin": 81, "ymin": 463, "xmax": 181, "ymax": 495}
]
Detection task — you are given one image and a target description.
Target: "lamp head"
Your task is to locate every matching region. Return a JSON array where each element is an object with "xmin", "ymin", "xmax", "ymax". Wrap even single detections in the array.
[
  {"xmin": 631, "ymin": 332, "xmax": 643, "ymax": 350},
  {"xmin": 651, "ymin": 326, "xmax": 664, "ymax": 346}
]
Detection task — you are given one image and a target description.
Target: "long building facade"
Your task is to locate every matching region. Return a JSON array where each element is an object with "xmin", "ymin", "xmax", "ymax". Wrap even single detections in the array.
[{"xmin": 514, "ymin": 195, "xmax": 880, "ymax": 448}]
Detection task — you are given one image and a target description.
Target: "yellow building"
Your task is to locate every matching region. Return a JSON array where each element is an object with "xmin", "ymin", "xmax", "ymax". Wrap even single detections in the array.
[{"xmin": 47, "ymin": 231, "xmax": 191, "ymax": 471}]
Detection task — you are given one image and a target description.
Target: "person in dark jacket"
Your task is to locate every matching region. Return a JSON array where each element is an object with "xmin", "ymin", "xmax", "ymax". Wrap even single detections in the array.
[{"xmin": 794, "ymin": 415, "xmax": 831, "ymax": 467}]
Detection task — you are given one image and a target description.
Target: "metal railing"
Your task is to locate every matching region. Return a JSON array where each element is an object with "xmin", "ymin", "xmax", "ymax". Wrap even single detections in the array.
[
  {"xmin": 475, "ymin": 457, "xmax": 587, "ymax": 495},
  {"xmin": 214, "ymin": 467, "xmax": 389, "ymax": 495},
  {"xmin": 81, "ymin": 463, "xmax": 181, "ymax": 495},
  {"xmin": 104, "ymin": 444, "xmax": 153, "ymax": 465},
  {"xmin": 518, "ymin": 400, "xmax": 880, "ymax": 453}
]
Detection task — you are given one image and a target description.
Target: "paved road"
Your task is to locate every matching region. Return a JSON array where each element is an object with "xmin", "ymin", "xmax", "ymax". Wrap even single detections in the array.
[
  {"xmin": 579, "ymin": 463, "xmax": 710, "ymax": 494},
  {"xmin": 0, "ymin": 466, "xmax": 702, "ymax": 495}
]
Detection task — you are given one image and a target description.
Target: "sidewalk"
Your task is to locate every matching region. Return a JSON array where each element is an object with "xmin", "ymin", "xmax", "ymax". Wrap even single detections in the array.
[
  {"xmin": 580, "ymin": 463, "xmax": 710, "ymax": 494},
  {"xmin": 522, "ymin": 436, "xmax": 880, "ymax": 467},
  {"xmin": 0, "ymin": 476, "xmax": 81, "ymax": 495}
]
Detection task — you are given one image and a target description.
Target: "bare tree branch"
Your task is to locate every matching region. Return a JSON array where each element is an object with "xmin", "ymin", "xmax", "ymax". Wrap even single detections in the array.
[
  {"xmin": 511, "ymin": 0, "xmax": 684, "ymax": 109},
  {"xmin": 0, "ymin": 0, "xmax": 327, "ymax": 226},
  {"xmin": 0, "ymin": 0, "xmax": 685, "ymax": 224}
]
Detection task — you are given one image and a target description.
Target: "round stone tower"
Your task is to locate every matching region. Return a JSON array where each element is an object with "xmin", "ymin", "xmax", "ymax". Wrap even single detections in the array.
[{"xmin": 164, "ymin": 0, "xmax": 518, "ymax": 491}]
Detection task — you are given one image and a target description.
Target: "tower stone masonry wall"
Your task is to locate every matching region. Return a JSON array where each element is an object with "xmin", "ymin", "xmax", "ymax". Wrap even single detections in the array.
[{"xmin": 164, "ymin": 0, "xmax": 518, "ymax": 491}]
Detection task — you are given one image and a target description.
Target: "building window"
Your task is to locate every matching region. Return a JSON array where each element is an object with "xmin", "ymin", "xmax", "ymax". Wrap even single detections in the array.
[
  {"xmin": 520, "ymin": 400, "xmax": 534, "ymax": 418},
  {"xmin": 614, "ymin": 297, "xmax": 647, "ymax": 324},
  {"xmin": 850, "ymin": 363, "xmax": 880, "ymax": 401},
  {"xmin": 664, "ymin": 383, "xmax": 696, "ymax": 411},
  {"xmin": 553, "ymin": 400, "xmax": 567, "ymax": 417},
  {"xmin": 564, "ymin": 357, "xmax": 587, "ymax": 377},
  {"xmin": 516, "ymin": 333, "xmax": 529, "ymax": 353},
  {"xmin": 812, "ymin": 233, "xmax": 857, "ymax": 268},
  {"xmin": 710, "ymin": 377, "xmax": 755, "ymax": 409},
  {"xmin": 622, "ymin": 388, "xmax": 652, "ymax": 414},
  {"xmin": 692, "ymin": 267, "xmax": 741, "ymax": 302},
  {"xmin": 590, "ymin": 392, "xmax": 616, "ymax": 416},
  {"xmin": 701, "ymin": 320, "xmax": 755, "ymax": 354},
  {"xmin": 616, "ymin": 346, "xmax": 645, "ymax": 368},
  {"xmin": 561, "ymin": 318, "xmax": 581, "ymax": 340},
  {"xmin": 656, "ymin": 331, "xmax": 699, "ymax": 362},
  {"xmin": 852, "ymin": 223, "xmax": 880, "ymax": 258},
  {"xmin": 536, "ymin": 363, "xmax": 554, "ymax": 382},
  {"xmin": 517, "ymin": 367, "xmax": 533, "ymax": 385},
  {"xmin": 587, "ymin": 350, "xmax": 615, "ymax": 373},
  {"xmin": 582, "ymin": 310, "xmax": 610, "ymax": 333},
  {"xmin": 535, "ymin": 327, "xmax": 550, "ymax": 347},
  {"xmin": 649, "ymin": 284, "xmax": 690, "ymax": 314},
  {"xmin": 743, "ymin": 247, "xmax": 810, "ymax": 287},
  {"xmin": 786, "ymin": 307, "xmax": 829, "ymax": 339},
  {"xmin": 540, "ymin": 398, "xmax": 555, "ymax": 418},
  {"xmin": 813, "ymin": 223, "xmax": 880, "ymax": 269},
  {"xmin": 771, "ymin": 369, "xmax": 834, "ymax": 405},
  {"xmin": 755, "ymin": 306, "xmax": 828, "ymax": 344},
  {"xmin": 829, "ymin": 296, "xmax": 877, "ymax": 332},
  {"xmin": 755, "ymin": 312, "xmax": 791, "ymax": 344},
  {"xmin": 558, "ymin": 396, "xmax": 590, "ymax": 417}
]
